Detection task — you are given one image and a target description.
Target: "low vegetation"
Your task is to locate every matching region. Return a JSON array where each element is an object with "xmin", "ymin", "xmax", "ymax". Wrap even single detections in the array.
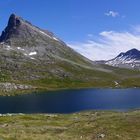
[{"xmin": 0, "ymin": 110, "xmax": 139, "ymax": 140}]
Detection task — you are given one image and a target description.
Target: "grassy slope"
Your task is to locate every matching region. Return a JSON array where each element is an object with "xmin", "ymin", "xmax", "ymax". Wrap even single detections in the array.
[
  {"xmin": 0, "ymin": 111, "xmax": 139, "ymax": 140},
  {"xmin": 1, "ymin": 62, "xmax": 140, "ymax": 96},
  {"xmin": 0, "ymin": 44, "xmax": 140, "ymax": 95},
  {"xmin": 13, "ymin": 63, "xmax": 140, "ymax": 90}
]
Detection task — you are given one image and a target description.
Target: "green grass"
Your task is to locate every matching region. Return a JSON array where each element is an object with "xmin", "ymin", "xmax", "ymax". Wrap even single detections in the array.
[
  {"xmin": 0, "ymin": 110, "xmax": 139, "ymax": 140},
  {"xmin": 0, "ymin": 54, "xmax": 140, "ymax": 96}
]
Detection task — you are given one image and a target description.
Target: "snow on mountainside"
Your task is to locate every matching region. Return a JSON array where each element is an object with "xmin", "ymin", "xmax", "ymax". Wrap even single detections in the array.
[{"xmin": 105, "ymin": 49, "xmax": 140, "ymax": 69}]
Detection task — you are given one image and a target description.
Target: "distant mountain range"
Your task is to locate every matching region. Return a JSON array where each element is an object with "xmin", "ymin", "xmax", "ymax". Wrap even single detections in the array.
[
  {"xmin": 0, "ymin": 14, "xmax": 140, "ymax": 94},
  {"xmin": 104, "ymin": 49, "xmax": 140, "ymax": 69}
]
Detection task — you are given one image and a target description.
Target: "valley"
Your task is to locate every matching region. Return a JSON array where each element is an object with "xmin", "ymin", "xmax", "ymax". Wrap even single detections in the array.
[
  {"xmin": 1, "ymin": 1, "xmax": 140, "ymax": 140},
  {"xmin": 0, "ymin": 14, "xmax": 140, "ymax": 95}
]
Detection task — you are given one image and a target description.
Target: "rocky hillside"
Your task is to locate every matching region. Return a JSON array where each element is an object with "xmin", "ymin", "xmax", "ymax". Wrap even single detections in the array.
[{"xmin": 0, "ymin": 14, "xmax": 111, "ymax": 91}]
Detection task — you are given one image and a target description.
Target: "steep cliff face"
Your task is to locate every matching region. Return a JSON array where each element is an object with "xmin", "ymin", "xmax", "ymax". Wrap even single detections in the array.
[{"xmin": 0, "ymin": 14, "xmax": 21, "ymax": 42}]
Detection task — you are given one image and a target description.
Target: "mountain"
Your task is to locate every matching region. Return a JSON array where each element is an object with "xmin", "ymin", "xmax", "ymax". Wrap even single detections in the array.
[
  {"xmin": 105, "ymin": 49, "xmax": 140, "ymax": 69},
  {"xmin": 0, "ymin": 14, "xmax": 112, "ymax": 93},
  {"xmin": 0, "ymin": 14, "xmax": 140, "ymax": 94}
]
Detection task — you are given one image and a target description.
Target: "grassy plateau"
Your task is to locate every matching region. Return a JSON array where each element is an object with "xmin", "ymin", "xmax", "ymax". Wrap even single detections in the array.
[{"xmin": 0, "ymin": 110, "xmax": 139, "ymax": 140}]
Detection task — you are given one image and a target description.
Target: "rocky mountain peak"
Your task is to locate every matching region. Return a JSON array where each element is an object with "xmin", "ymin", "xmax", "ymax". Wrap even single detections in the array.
[
  {"xmin": 0, "ymin": 13, "xmax": 64, "ymax": 47},
  {"xmin": 125, "ymin": 48, "xmax": 140, "ymax": 56},
  {"xmin": 117, "ymin": 48, "xmax": 140, "ymax": 59},
  {"xmin": 0, "ymin": 13, "xmax": 24, "ymax": 43},
  {"xmin": 8, "ymin": 14, "xmax": 22, "ymax": 28},
  {"xmin": 0, "ymin": 13, "xmax": 85, "ymax": 65},
  {"xmin": 105, "ymin": 48, "xmax": 140, "ymax": 69}
]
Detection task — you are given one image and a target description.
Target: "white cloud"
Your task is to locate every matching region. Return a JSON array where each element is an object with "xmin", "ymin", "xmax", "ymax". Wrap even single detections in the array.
[
  {"xmin": 105, "ymin": 11, "xmax": 119, "ymax": 18},
  {"xmin": 68, "ymin": 27, "xmax": 140, "ymax": 61}
]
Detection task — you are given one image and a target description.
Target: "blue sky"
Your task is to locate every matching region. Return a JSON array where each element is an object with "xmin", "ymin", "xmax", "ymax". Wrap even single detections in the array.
[{"xmin": 1, "ymin": 0, "xmax": 140, "ymax": 60}]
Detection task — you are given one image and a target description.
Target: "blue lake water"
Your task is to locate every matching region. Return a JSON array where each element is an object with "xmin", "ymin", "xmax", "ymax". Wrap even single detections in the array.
[{"xmin": 0, "ymin": 88, "xmax": 140, "ymax": 113}]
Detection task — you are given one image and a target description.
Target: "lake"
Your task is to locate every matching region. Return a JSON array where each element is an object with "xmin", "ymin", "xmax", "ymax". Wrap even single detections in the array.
[{"xmin": 0, "ymin": 88, "xmax": 140, "ymax": 114}]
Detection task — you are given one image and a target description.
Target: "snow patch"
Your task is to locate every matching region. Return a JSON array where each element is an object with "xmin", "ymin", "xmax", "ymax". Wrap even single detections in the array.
[
  {"xmin": 30, "ymin": 57, "xmax": 35, "ymax": 60},
  {"xmin": 17, "ymin": 47, "xmax": 25, "ymax": 51},
  {"xmin": 52, "ymin": 37, "xmax": 59, "ymax": 41},
  {"xmin": 39, "ymin": 31, "xmax": 51, "ymax": 37},
  {"xmin": 29, "ymin": 51, "xmax": 37, "ymax": 56},
  {"xmin": 5, "ymin": 45, "xmax": 12, "ymax": 50},
  {"xmin": 39, "ymin": 31, "xmax": 60, "ymax": 42},
  {"xmin": 106, "ymin": 54, "xmax": 140, "ymax": 68}
]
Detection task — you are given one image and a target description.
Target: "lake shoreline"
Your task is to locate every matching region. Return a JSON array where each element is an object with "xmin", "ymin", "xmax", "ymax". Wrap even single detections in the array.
[
  {"xmin": 0, "ymin": 86, "xmax": 140, "ymax": 96},
  {"xmin": 0, "ymin": 109, "xmax": 140, "ymax": 116}
]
